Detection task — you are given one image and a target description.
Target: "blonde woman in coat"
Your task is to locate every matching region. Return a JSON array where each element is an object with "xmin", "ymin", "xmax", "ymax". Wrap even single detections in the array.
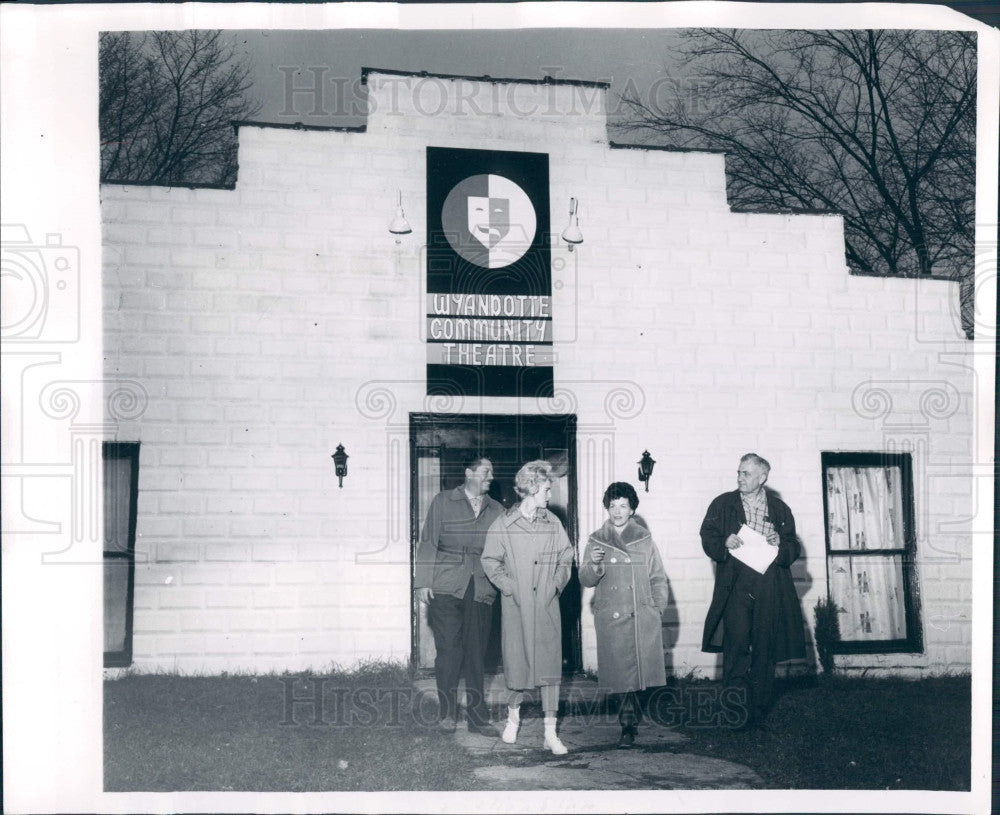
[
  {"xmin": 580, "ymin": 482, "xmax": 670, "ymax": 747},
  {"xmin": 481, "ymin": 460, "xmax": 575, "ymax": 755}
]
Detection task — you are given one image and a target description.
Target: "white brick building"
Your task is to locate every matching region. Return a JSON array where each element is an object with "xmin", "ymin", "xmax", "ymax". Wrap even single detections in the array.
[{"xmin": 101, "ymin": 69, "xmax": 973, "ymax": 678}]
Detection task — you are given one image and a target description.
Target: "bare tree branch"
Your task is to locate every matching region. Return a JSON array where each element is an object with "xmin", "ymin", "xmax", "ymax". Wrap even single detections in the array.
[
  {"xmin": 99, "ymin": 30, "xmax": 261, "ymax": 187},
  {"xmin": 618, "ymin": 29, "xmax": 976, "ymax": 337}
]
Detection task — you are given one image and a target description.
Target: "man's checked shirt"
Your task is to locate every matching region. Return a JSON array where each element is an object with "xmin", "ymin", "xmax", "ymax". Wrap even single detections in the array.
[{"xmin": 741, "ymin": 489, "xmax": 776, "ymax": 541}]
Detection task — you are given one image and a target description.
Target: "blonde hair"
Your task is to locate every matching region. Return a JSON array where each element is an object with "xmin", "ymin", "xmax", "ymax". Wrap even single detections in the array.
[{"xmin": 514, "ymin": 460, "xmax": 553, "ymax": 498}]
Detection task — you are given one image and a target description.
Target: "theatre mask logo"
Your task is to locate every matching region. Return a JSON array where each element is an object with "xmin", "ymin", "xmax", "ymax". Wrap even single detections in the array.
[
  {"xmin": 426, "ymin": 147, "xmax": 552, "ymax": 398},
  {"xmin": 441, "ymin": 174, "xmax": 536, "ymax": 268}
]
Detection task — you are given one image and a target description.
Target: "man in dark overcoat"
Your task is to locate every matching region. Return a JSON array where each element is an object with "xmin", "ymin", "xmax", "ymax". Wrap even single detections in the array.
[
  {"xmin": 700, "ymin": 453, "xmax": 805, "ymax": 729},
  {"xmin": 415, "ymin": 455, "xmax": 504, "ymax": 735}
]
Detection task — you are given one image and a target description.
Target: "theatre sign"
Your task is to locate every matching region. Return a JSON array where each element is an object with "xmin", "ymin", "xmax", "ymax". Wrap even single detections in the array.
[{"xmin": 425, "ymin": 146, "xmax": 553, "ymax": 397}]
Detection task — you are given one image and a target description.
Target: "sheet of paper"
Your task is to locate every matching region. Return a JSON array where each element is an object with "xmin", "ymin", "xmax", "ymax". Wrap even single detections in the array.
[{"xmin": 730, "ymin": 524, "xmax": 779, "ymax": 574}]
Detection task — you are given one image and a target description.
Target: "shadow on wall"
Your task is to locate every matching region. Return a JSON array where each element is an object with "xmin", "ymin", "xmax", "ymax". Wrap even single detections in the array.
[
  {"xmin": 787, "ymin": 536, "xmax": 817, "ymax": 676},
  {"xmin": 545, "ymin": 503, "xmax": 583, "ymax": 673},
  {"xmin": 769, "ymin": 486, "xmax": 817, "ymax": 676},
  {"xmin": 661, "ymin": 573, "xmax": 681, "ymax": 675}
]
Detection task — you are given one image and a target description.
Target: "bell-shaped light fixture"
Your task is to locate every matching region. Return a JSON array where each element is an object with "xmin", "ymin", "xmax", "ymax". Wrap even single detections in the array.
[
  {"xmin": 561, "ymin": 197, "xmax": 583, "ymax": 252},
  {"xmin": 637, "ymin": 450, "xmax": 656, "ymax": 492},
  {"xmin": 388, "ymin": 190, "xmax": 412, "ymax": 244}
]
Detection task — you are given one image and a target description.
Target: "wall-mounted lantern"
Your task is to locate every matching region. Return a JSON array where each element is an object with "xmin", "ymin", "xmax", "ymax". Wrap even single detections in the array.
[
  {"xmin": 561, "ymin": 197, "xmax": 583, "ymax": 251},
  {"xmin": 332, "ymin": 444, "xmax": 349, "ymax": 488},
  {"xmin": 637, "ymin": 450, "xmax": 656, "ymax": 492},
  {"xmin": 388, "ymin": 190, "xmax": 413, "ymax": 244}
]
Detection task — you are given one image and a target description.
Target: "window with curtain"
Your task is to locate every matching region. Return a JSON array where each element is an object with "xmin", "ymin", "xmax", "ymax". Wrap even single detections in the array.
[
  {"xmin": 822, "ymin": 452, "xmax": 922, "ymax": 653},
  {"xmin": 104, "ymin": 442, "xmax": 139, "ymax": 667}
]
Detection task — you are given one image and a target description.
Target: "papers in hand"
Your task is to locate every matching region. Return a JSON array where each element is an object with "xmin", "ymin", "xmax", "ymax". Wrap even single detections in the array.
[{"xmin": 730, "ymin": 524, "xmax": 778, "ymax": 574}]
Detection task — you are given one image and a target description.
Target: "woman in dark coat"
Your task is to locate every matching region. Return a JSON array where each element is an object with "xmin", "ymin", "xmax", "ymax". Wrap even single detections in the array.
[
  {"xmin": 482, "ymin": 460, "xmax": 575, "ymax": 755},
  {"xmin": 580, "ymin": 482, "xmax": 670, "ymax": 747}
]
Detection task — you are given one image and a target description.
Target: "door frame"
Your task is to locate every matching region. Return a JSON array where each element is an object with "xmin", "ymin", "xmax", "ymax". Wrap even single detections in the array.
[{"xmin": 408, "ymin": 412, "xmax": 580, "ymax": 675}]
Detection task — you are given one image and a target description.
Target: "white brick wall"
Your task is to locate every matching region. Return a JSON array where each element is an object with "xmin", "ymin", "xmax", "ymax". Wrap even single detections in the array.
[{"xmin": 102, "ymin": 71, "xmax": 973, "ymax": 676}]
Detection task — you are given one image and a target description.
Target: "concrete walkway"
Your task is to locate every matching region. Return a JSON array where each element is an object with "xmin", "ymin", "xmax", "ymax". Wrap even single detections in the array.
[{"xmin": 413, "ymin": 676, "xmax": 762, "ymax": 790}]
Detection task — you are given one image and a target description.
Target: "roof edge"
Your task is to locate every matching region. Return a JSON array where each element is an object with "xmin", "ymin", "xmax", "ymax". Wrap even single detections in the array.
[
  {"xmin": 730, "ymin": 205, "xmax": 841, "ymax": 217},
  {"xmin": 232, "ymin": 120, "xmax": 367, "ymax": 134},
  {"xmin": 100, "ymin": 178, "xmax": 235, "ymax": 191},
  {"xmin": 361, "ymin": 66, "xmax": 610, "ymax": 90},
  {"xmin": 608, "ymin": 140, "xmax": 727, "ymax": 156}
]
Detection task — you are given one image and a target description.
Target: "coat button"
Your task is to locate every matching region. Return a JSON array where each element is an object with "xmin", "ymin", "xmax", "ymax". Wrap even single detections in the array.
[
  {"xmin": 611, "ymin": 586, "xmax": 617, "ymax": 591},
  {"xmin": 625, "ymin": 558, "xmax": 631, "ymax": 563},
  {"xmin": 612, "ymin": 612, "xmax": 620, "ymax": 619},
  {"xmin": 610, "ymin": 557, "xmax": 617, "ymax": 563}
]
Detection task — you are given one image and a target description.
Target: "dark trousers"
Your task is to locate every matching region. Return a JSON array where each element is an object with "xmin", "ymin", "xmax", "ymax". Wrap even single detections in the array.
[
  {"xmin": 722, "ymin": 582, "xmax": 776, "ymax": 722},
  {"xmin": 610, "ymin": 691, "xmax": 645, "ymax": 728},
  {"xmin": 427, "ymin": 576, "xmax": 493, "ymax": 727}
]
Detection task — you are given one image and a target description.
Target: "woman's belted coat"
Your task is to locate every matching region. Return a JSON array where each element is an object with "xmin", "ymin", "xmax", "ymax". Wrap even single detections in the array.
[
  {"xmin": 579, "ymin": 518, "xmax": 670, "ymax": 693},
  {"xmin": 481, "ymin": 506, "xmax": 574, "ymax": 690}
]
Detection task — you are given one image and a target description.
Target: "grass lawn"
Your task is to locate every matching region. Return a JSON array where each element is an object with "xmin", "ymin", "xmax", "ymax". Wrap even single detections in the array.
[
  {"xmin": 669, "ymin": 674, "xmax": 971, "ymax": 790},
  {"xmin": 104, "ymin": 662, "xmax": 482, "ymax": 791},
  {"xmin": 105, "ymin": 665, "xmax": 970, "ymax": 791}
]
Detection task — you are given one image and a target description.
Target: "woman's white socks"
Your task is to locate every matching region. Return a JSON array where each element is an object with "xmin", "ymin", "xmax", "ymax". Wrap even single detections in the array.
[
  {"xmin": 543, "ymin": 715, "xmax": 568, "ymax": 754},
  {"xmin": 502, "ymin": 705, "xmax": 520, "ymax": 744}
]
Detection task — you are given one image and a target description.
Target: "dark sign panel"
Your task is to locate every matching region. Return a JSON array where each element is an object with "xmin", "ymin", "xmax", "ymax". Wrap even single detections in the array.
[{"xmin": 426, "ymin": 146, "xmax": 552, "ymax": 398}]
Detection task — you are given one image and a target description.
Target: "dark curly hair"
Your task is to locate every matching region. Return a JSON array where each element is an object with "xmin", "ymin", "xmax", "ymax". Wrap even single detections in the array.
[
  {"xmin": 462, "ymin": 453, "xmax": 491, "ymax": 472},
  {"xmin": 602, "ymin": 481, "xmax": 639, "ymax": 511}
]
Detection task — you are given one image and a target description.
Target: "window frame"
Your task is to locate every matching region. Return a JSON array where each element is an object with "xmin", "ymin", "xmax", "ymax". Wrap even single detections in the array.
[
  {"xmin": 820, "ymin": 451, "xmax": 923, "ymax": 655},
  {"xmin": 104, "ymin": 441, "xmax": 139, "ymax": 668}
]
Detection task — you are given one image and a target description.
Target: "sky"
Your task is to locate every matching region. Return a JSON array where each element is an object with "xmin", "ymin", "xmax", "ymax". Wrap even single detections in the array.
[
  {"xmin": 231, "ymin": 28, "xmax": 692, "ymax": 133},
  {"xmin": 225, "ymin": 4, "xmax": 994, "ymax": 136}
]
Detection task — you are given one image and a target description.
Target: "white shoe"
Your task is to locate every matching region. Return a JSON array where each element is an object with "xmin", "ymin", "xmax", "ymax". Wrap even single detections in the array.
[
  {"xmin": 502, "ymin": 718, "xmax": 519, "ymax": 744},
  {"xmin": 544, "ymin": 732, "xmax": 568, "ymax": 755}
]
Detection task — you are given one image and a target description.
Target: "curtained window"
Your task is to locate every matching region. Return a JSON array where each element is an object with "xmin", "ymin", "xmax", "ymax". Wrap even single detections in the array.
[
  {"xmin": 822, "ymin": 452, "xmax": 922, "ymax": 654},
  {"xmin": 104, "ymin": 442, "xmax": 139, "ymax": 667}
]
